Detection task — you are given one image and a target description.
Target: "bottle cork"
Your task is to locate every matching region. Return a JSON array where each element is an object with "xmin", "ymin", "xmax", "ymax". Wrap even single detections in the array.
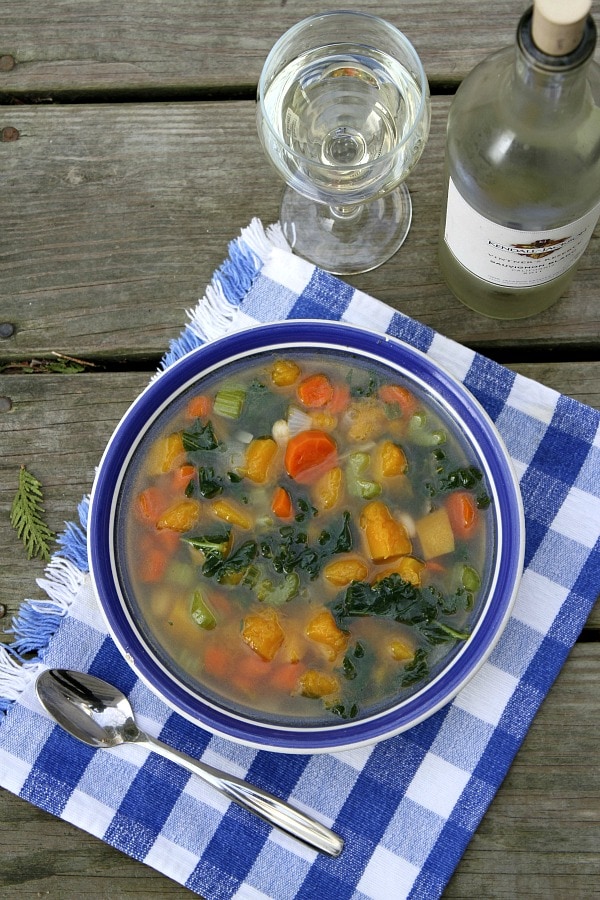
[{"xmin": 532, "ymin": 0, "xmax": 592, "ymax": 56}]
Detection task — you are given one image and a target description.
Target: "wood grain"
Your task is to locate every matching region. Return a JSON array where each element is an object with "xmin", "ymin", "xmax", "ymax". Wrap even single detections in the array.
[
  {"xmin": 2, "ymin": 99, "xmax": 600, "ymax": 363},
  {"xmin": 0, "ymin": 1, "xmax": 533, "ymax": 97}
]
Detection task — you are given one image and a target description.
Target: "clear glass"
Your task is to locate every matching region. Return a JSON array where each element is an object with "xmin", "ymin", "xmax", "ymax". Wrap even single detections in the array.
[
  {"xmin": 439, "ymin": 14, "xmax": 600, "ymax": 318},
  {"xmin": 257, "ymin": 11, "xmax": 431, "ymax": 274}
]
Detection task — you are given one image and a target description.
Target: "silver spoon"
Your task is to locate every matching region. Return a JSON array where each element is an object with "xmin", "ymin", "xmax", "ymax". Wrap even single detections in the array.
[{"xmin": 35, "ymin": 668, "xmax": 344, "ymax": 857}]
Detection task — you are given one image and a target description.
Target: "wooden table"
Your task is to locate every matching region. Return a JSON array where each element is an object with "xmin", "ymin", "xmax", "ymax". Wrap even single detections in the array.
[{"xmin": 1, "ymin": 2, "xmax": 599, "ymax": 896}]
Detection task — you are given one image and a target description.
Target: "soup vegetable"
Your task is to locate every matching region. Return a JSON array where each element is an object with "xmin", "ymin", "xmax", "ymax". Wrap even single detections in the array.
[{"xmin": 122, "ymin": 351, "xmax": 491, "ymax": 724}]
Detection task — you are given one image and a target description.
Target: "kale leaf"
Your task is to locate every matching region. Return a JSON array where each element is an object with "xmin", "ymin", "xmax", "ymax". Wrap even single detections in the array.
[
  {"xmin": 329, "ymin": 702, "xmax": 359, "ymax": 720},
  {"xmin": 184, "ymin": 531, "xmax": 231, "ymax": 556},
  {"xmin": 335, "ymin": 573, "xmax": 436, "ymax": 626},
  {"xmin": 345, "ymin": 368, "xmax": 382, "ymax": 398},
  {"xmin": 334, "ymin": 573, "xmax": 471, "ymax": 647},
  {"xmin": 400, "ymin": 648, "xmax": 429, "ymax": 686},
  {"xmin": 202, "ymin": 539, "xmax": 258, "ymax": 582},
  {"xmin": 269, "ymin": 511, "xmax": 353, "ymax": 580},
  {"xmin": 197, "ymin": 466, "xmax": 224, "ymax": 499},
  {"xmin": 182, "ymin": 420, "xmax": 221, "ymax": 453},
  {"xmin": 425, "ymin": 456, "xmax": 491, "ymax": 508},
  {"xmin": 184, "ymin": 530, "xmax": 257, "ymax": 583}
]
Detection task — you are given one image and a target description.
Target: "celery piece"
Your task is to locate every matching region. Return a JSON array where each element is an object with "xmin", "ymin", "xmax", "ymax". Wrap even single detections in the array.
[
  {"xmin": 346, "ymin": 451, "xmax": 381, "ymax": 499},
  {"xmin": 348, "ymin": 451, "xmax": 370, "ymax": 476},
  {"xmin": 191, "ymin": 589, "xmax": 217, "ymax": 630},
  {"xmin": 256, "ymin": 572, "xmax": 300, "ymax": 605},
  {"xmin": 359, "ymin": 480, "xmax": 382, "ymax": 499},
  {"xmin": 242, "ymin": 564, "xmax": 262, "ymax": 588},
  {"xmin": 461, "ymin": 564, "xmax": 481, "ymax": 593},
  {"xmin": 408, "ymin": 412, "xmax": 447, "ymax": 447},
  {"xmin": 213, "ymin": 386, "xmax": 246, "ymax": 419}
]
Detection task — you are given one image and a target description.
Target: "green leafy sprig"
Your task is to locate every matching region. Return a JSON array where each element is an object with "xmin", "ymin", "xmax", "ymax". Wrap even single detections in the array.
[
  {"xmin": 0, "ymin": 351, "xmax": 96, "ymax": 375},
  {"xmin": 10, "ymin": 465, "xmax": 55, "ymax": 561}
]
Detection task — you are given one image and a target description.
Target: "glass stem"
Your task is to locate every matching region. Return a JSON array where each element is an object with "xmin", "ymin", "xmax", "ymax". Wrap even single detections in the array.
[{"xmin": 329, "ymin": 204, "xmax": 364, "ymax": 222}]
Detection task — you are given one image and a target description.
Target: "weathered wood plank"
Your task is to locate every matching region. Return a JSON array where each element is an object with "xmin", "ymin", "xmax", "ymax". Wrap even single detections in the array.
[
  {"xmin": 2, "ymin": 99, "xmax": 600, "ymax": 361},
  {"xmin": 1, "ymin": 642, "xmax": 598, "ymax": 897},
  {"xmin": 508, "ymin": 361, "xmax": 600, "ymax": 410},
  {"xmin": 0, "ymin": 792, "xmax": 193, "ymax": 897},
  {"xmin": 0, "ymin": 0, "xmax": 538, "ymax": 97},
  {"xmin": 1, "ymin": 364, "xmax": 598, "ymax": 642},
  {"xmin": 0, "ymin": 372, "xmax": 144, "ymax": 634}
]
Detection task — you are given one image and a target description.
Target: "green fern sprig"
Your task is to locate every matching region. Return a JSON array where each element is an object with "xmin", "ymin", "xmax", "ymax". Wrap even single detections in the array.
[{"xmin": 10, "ymin": 465, "xmax": 55, "ymax": 562}]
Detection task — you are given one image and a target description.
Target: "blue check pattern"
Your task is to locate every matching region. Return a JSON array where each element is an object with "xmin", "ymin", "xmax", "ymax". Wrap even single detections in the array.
[{"xmin": 1, "ymin": 222, "xmax": 599, "ymax": 899}]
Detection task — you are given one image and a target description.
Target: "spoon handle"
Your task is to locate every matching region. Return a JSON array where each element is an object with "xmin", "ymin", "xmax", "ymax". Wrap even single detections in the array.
[{"xmin": 139, "ymin": 734, "xmax": 344, "ymax": 857}]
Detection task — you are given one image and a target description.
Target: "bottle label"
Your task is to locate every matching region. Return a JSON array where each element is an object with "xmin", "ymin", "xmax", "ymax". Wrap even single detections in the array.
[{"xmin": 444, "ymin": 177, "xmax": 600, "ymax": 287}]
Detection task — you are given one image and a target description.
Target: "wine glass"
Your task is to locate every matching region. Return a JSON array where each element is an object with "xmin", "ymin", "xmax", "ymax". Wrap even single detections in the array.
[{"xmin": 257, "ymin": 10, "xmax": 431, "ymax": 275}]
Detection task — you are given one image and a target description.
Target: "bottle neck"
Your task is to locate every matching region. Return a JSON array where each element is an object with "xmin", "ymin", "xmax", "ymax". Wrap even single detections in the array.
[{"xmin": 512, "ymin": 7, "xmax": 596, "ymax": 113}]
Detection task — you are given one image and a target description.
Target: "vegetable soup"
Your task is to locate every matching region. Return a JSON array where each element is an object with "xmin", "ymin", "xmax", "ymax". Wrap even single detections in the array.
[{"xmin": 118, "ymin": 350, "xmax": 493, "ymax": 725}]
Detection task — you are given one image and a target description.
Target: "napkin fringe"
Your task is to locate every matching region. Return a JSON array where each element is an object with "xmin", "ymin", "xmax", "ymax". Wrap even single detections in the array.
[
  {"xmin": 0, "ymin": 499, "xmax": 89, "ymax": 707},
  {"xmin": 0, "ymin": 650, "xmax": 44, "ymax": 711},
  {"xmin": 56, "ymin": 495, "xmax": 90, "ymax": 572}
]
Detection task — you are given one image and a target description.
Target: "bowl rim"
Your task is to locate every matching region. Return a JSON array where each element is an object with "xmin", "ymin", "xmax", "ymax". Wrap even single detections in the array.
[{"xmin": 88, "ymin": 320, "xmax": 525, "ymax": 753}]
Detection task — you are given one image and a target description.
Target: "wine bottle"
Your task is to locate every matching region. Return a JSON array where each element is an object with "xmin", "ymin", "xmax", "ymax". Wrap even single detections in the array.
[{"xmin": 439, "ymin": 0, "xmax": 600, "ymax": 319}]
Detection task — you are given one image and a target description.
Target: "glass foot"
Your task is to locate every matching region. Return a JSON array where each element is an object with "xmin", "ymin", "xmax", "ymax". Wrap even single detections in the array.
[{"xmin": 279, "ymin": 184, "xmax": 413, "ymax": 275}]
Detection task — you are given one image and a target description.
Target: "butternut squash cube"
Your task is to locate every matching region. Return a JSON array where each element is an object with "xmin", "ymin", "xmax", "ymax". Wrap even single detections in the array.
[
  {"xmin": 374, "ymin": 440, "xmax": 408, "ymax": 478},
  {"xmin": 313, "ymin": 465, "xmax": 343, "ymax": 510},
  {"xmin": 156, "ymin": 499, "xmax": 201, "ymax": 533},
  {"xmin": 374, "ymin": 555, "xmax": 425, "ymax": 587},
  {"xmin": 146, "ymin": 432, "xmax": 185, "ymax": 475},
  {"xmin": 298, "ymin": 669, "xmax": 340, "ymax": 699},
  {"xmin": 346, "ymin": 399, "xmax": 388, "ymax": 442},
  {"xmin": 244, "ymin": 436, "xmax": 278, "ymax": 483},
  {"xmin": 323, "ymin": 556, "xmax": 369, "ymax": 587},
  {"xmin": 389, "ymin": 637, "xmax": 415, "ymax": 662},
  {"xmin": 271, "ymin": 358, "xmax": 301, "ymax": 387},
  {"xmin": 211, "ymin": 498, "xmax": 252, "ymax": 530},
  {"xmin": 310, "ymin": 410, "xmax": 337, "ymax": 431},
  {"xmin": 306, "ymin": 609, "xmax": 348, "ymax": 659},
  {"xmin": 416, "ymin": 506, "xmax": 456, "ymax": 559},
  {"xmin": 242, "ymin": 608, "xmax": 285, "ymax": 661},
  {"xmin": 360, "ymin": 500, "xmax": 412, "ymax": 562}
]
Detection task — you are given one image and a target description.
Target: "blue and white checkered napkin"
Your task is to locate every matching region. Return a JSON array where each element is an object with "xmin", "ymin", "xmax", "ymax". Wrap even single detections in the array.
[{"xmin": 1, "ymin": 219, "xmax": 600, "ymax": 899}]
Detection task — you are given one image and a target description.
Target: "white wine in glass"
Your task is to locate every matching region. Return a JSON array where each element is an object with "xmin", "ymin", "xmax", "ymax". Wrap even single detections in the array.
[{"xmin": 257, "ymin": 11, "xmax": 430, "ymax": 275}]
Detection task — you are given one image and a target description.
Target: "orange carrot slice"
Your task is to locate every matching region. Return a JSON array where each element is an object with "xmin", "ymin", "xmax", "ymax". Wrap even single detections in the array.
[
  {"xmin": 284, "ymin": 429, "xmax": 337, "ymax": 483},
  {"xmin": 446, "ymin": 491, "xmax": 479, "ymax": 539},
  {"xmin": 271, "ymin": 486, "xmax": 293, "ymax": 519},
  {"xmin": 171, "ymin": 464, "xmax": 196, "ymax": 494},
  {"xmin": 297, "ymin": 373, "xmax": 334, "ymax": 408},
  {"xmin": 378, "ymin": 384, "xmax": 420, "ymax": 418},
  {"xmin": 185, "ymin": 394, "xmax": 212, "ymax": 419}
]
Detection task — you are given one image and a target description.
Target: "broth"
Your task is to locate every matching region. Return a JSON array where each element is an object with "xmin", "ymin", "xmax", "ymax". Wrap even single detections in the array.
[{"xmin": 118, "ymin": 350, "xmax": 493, "ymax": 725}]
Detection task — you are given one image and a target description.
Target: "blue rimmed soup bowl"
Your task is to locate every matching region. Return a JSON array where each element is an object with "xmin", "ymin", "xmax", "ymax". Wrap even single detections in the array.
[{"xmin": 88, "ymin": 321, "xmax": 524, "ymax": 753}]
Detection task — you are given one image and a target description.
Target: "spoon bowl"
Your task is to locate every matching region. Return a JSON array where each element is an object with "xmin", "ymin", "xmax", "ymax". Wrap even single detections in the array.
[
  {"xmin": 35, "ymin": 668, "xmax": 344, "ymax": 857},
  {"xmin": 36, "ymin": 668, "xmax": 138, "ymax": 748}
]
